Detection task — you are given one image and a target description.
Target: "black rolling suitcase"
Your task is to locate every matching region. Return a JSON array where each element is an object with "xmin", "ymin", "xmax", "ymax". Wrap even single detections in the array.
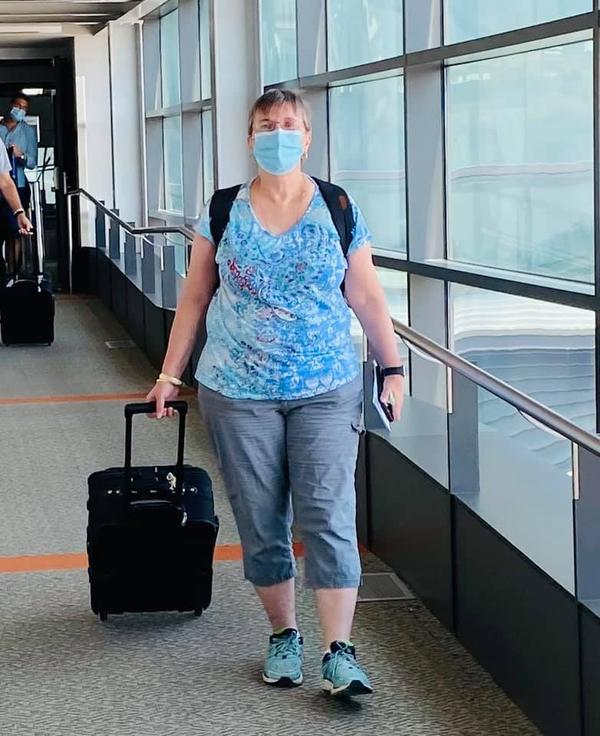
[
  {"xmin": 0, "ymin": 277, "xmax": 54, "ymax": 345},
  {"xmin": 87, "ymin": 401, "xmax": 219, "ymax": 621},
  {"xmin": 0, "ymin": 234, "xmax": 54, "ymax": 346}
]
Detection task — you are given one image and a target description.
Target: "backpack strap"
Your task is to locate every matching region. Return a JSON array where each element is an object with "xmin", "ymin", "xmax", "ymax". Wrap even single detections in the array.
[
  {"xmin": 209, "ymin": 184, "xmax": 242, "ymax": 247},
  {"xmin": 312, "ymin": 177, "xmax": 355, "ymax": 259},
  {"xmin": 209, "ymin": 179, "xmax": 356, "ymax": 257}
]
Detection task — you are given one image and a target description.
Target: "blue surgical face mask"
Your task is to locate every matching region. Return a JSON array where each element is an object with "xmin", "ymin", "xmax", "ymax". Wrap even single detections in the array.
[
  {"xmin": 253, "ymin": 129, "xmax": 304, "ymax": 175},
  {"xmin": 10, "ymin": 107, "xmax": 26, "ymax": 123}
]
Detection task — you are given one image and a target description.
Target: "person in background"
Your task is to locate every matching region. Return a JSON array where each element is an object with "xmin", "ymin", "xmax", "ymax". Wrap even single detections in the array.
[
  {"xmin": 0, "ymin": 136, "xmax": 33, "ymax": 279},
  {"xmin": 0, "ymin": 92, "xmax": 38, "ymax": 276}
]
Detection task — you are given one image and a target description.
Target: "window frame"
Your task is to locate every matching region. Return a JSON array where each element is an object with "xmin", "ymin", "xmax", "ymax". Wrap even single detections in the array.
[{"xmin": 142, "ymin": 1, "xmax": 216, "ymax": 222}]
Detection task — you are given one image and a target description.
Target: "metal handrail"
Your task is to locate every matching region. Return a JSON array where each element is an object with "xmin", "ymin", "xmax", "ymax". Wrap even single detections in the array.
[
  {"xmin": 66, "ymin": 187, "xmax": 195, "ymax": 295},
  {"xmin": 67, "ymin": 187, "xmax": 195, "ymax": 240},
  {"xmin": 392, "ymin": 318, "xmax": 600, "ymax": 458}
]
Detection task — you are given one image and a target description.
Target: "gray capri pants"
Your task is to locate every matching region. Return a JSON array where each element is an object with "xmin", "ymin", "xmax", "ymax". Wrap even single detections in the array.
[{"xmin": 198, "ymin": 375, "xmax": 363, "ymax": 589}]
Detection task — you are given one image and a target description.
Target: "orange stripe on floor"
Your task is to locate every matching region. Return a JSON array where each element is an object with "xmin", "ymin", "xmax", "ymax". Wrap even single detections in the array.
[
  {"xmin": 214, "ymin": 542, "xmax": 305, "ymax": 562},
  {"xmin": 0, "ymin": 553, "xmax": 88, "ymax": 573},
  {"xmin": 0, "ymin": 390, "xmax": 195, "ymax": 406},
  {"xmin": 0, "ymin": 543, "xmax": 306, "ymax": 574}
]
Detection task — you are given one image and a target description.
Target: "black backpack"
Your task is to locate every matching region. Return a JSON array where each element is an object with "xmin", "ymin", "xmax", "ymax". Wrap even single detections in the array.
[{"xmin": 208, "ymin": 177, "xmax": 356, "ymax": 259}]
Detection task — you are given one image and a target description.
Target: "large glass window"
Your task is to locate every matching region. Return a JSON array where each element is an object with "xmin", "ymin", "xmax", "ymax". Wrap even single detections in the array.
[
  {"xmin": 160, "ymin": 10, "xmax": 181, "ymax": 107},
  {"xmin": 327, "ymin": 0, "xmax": 403, "ymax": 71},
  {"xmin": 144, "ymin": 3, "xmax": 213, "ymax": 221},
  {"xmin": 462, "ymin": 376, "xmax": 576, "ymax": 592},
  {"xmin": 260, "ymin": 0, "xmax": 297, "ymax": 85},
  {"xmin": 450, "ymin": 285, "xmax": 592, "ymax": 593},
  {"xmin": 452, "ymin": 285, "xmax": 596, "ymax": 439},
  {"xmin": 445, "ymin": 0, "xmax": 591, "ymax": 44},
  {"xmin": 163, "ymin": 116, "xmax": 183, "ymax": 213},
  {"xmin": 330, "ymin": 75, "xmax": 406, "ymax": 255},
  {"xmin": 446, "ymin": 39, "xmax": 594, "ymax": 282}
]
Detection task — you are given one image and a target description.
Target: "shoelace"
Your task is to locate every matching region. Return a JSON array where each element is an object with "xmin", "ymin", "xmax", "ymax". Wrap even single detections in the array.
[
  {"xmin": 328, "ymin": 647, "xmax": 358, "ymax": 676},
  {"xmin": 271, "ymin": 636, "xmax": 301, "ymax": 660}
]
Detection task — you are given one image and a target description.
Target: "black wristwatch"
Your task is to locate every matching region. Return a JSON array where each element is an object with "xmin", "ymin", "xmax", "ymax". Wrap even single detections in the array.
[{"xmin": 381, "ymin": 365, "xmax": 405, "ymax": 378}]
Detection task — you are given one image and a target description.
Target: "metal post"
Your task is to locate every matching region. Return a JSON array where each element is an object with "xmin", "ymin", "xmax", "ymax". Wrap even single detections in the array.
[
  {"xmin": 573, "ymin": 447, "xmax": 600, "ymax": 602},
  {"xmin": 141, "ymin": 236, "xmax": 155, "ymax": 295},
  {"xmin": 66, "ymin": 192, "xmax": 73, "ymax": 293},
  {"xmin": 124, "ymin": 222, "xmax": 137, "ymax": 277},
  {"xmin": 184, "ymin": 239, "xmax": 191, "ymax": 275},
  {"xmin": 447, "ymin": 370, "xmax": 480, "ymax": 495},
  {"xmin": 161, "ymin": 240, "xmax": 177, "ymax": 309},
  {"xmin": 109, "ymin": 210, "xmax": 120, "ymax": 259},
  {"xmin": 31, "ymin": 179, "xmax": 45, "ymax": 274},
  {"xmin": 95, "ymin": 203, "xmax": 106, "ymax": 250}
]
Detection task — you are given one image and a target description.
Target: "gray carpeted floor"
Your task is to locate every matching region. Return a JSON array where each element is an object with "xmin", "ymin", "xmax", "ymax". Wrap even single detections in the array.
[
  {"xmin": 0, "ymin": 566, "xmax": 540, "ymax": 736},
  {"xmin": 0, "ymin": 298, "xmax": 155, "ymax": 397},
  {"xmin": 0, "ymin": 299, "xmax": 540, "ymax": 736}
]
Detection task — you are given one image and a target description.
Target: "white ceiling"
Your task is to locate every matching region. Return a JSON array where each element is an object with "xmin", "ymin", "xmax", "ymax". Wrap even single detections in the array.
[{"xmin": 0, "ymin": 1, "xmax": 140, "ymax": 45}]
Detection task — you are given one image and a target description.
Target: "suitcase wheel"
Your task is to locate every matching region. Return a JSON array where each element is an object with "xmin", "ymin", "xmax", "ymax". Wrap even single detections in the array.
[
  {"xmin": 194, "ymin": 607, "xmax": 203, "ymax": 617},
  {"xmin": 99, "ymin": 610, "xmax": 109, "ymax": 622}
]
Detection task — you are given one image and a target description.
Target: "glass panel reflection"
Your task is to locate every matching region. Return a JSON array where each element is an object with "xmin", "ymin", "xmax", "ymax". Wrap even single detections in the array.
[
  {"xmin": 327, "ymin": 0, "xmax": 403, "ymax": 71},
  {"xmin": 446, "ymin": 40, "xmax": 594, "ymax": 282},
  {"xmin": 455, "ymin": 375, "xmax": 575, "ymax": 593},
  {"xmin": 163, "ymin": 116, "xmax": 183, "ymax": 213},
  {"xmin": 260, "ymin": 0, "xmax": 297, "ymax": 85},
  {"xmin": 451, "ymin": 284, "xmax": 591, "ymax": 590},
  {"xmin": 171, "ymin": 233, "xmax": 187, "ymax": 279},
  {"xmin": 445, "ymin": 0, "xmax": 591, "ymax": 44},
  {"xmin": 199, "ymin": 0, "xmax": 212, "ymax": 99},
  {"xmin": 160, "ymin": 11, "xmax": 181, "ymax": 108},
  {"xmin": 452, "ymin": 285, "xmax": 596, "ymax": 446},
  {"xmin": 330, "ymin": 75, "xmax": 406, "ymax": 255}
]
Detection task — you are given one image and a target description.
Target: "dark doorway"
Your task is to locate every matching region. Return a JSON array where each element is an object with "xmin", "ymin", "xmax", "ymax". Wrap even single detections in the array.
[{"xmin": 0, "ymin": 47, "xmax": 77, "ymax": 292}]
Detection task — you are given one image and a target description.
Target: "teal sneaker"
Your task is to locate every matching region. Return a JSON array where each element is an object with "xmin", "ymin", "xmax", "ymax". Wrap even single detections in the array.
[
  {"xmin": 262, "ymin": 628, "xmax": 304, "ymax": 687},
  {"xmin": 322, "ymin": 641, "xmax": 373, "ymax": 697}
]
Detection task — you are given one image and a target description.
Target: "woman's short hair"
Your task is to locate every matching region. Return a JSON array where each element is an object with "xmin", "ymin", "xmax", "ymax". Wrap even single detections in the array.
[{"xmin": 248, "ymin": 90, "xmax": 311, "ymax": 135}]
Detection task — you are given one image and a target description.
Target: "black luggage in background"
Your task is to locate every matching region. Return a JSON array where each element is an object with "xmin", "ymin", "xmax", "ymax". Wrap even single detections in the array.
[
  {"xmin": 87, "ymin": 401, "xmax": 219, "ymax": 621},
  {"xmin": 0, "ymin": 234, "xmax": 54, "ymax": 346},
  {"xmin": 0, "ymin": 277, "xmax": 54, "ymax": 345}
]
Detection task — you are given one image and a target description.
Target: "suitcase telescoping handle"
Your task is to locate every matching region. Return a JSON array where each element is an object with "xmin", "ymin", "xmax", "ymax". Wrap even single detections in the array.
[{"xmin": 123, "ymin": 401, "xmax": 188, "ymax": 496}]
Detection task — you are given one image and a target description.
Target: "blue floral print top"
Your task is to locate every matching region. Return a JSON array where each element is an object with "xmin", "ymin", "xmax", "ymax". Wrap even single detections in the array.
[{"xmin": 194, "ymin": 179, "xmax": 371, "ymax": 400}]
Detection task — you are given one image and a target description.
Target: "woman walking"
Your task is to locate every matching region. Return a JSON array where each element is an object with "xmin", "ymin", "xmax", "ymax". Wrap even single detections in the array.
[{"xmin": 147, "ymin": 90, "xmax": 405, "ymax": 697}]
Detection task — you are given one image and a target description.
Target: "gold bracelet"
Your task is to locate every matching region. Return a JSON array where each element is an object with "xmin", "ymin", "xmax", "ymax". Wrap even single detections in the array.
[{"xmin": 157, "ymin": 372, "xmax": 183, "ymax": 386}]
